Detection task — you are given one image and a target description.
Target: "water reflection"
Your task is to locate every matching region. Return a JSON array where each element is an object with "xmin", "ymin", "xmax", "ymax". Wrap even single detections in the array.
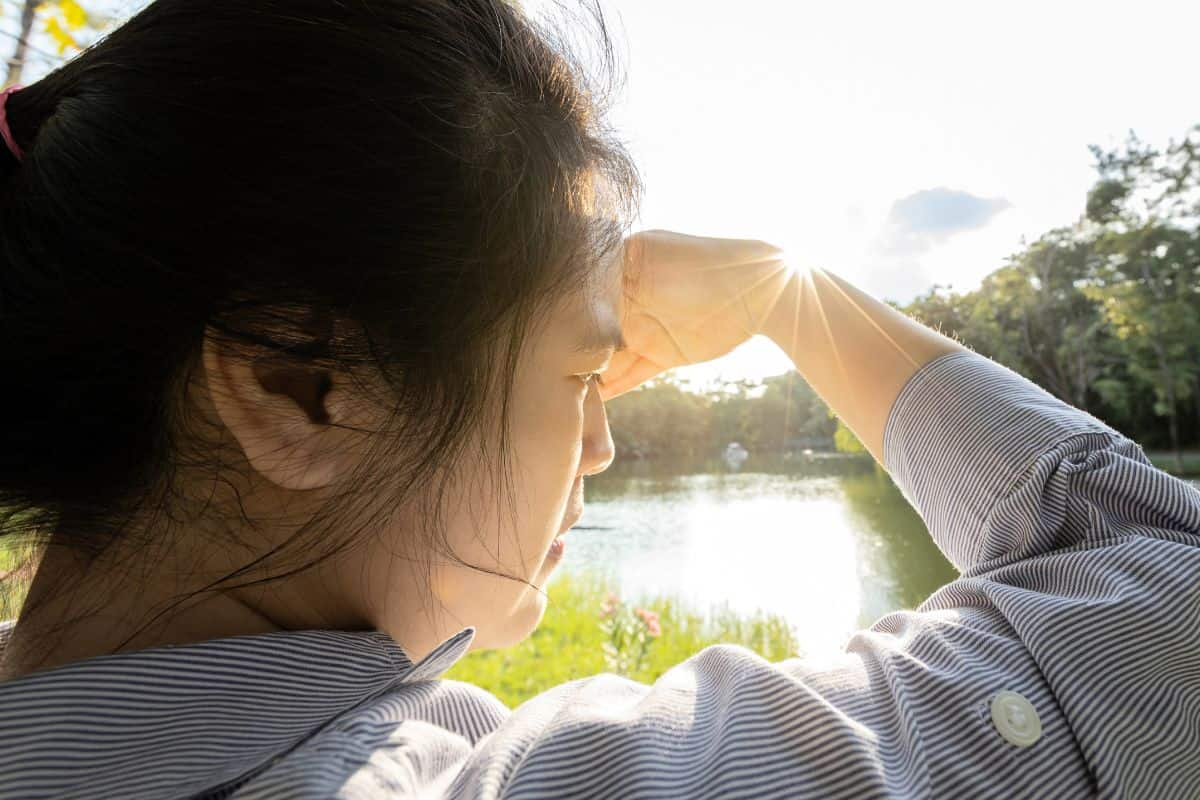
[{"xmin": 563, "ymin": 457, "xmax": 958, "ymax": 656}]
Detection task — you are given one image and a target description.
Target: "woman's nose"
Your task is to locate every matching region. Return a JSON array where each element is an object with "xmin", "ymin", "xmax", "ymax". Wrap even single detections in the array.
[{"xmin": 580, "ymin": 383, "xmax": 615, "ymax": 476}]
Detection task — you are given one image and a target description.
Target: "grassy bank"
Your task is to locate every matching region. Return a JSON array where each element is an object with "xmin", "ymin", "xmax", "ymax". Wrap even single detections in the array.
[
  {"xmin": 1146, "ymin": 450, "xmax": 1200, "ymax": 478},
  {"xmin": 442, "ymin": 569, "xmax": 802, "ymax": 709}
]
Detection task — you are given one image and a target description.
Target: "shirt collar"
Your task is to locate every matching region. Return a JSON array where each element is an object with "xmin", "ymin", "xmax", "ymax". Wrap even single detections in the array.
[{"xmin": 0, "ymin": 622, "xmax": 476, "ymax": 800}]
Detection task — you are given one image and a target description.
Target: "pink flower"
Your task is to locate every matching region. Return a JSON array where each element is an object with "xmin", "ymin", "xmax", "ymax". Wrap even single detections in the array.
[
  {"xmin": 600, "ymin": 591, "xmax": 620, "ymax": 619},
  {"xmin": 634, "ymin": 607, "xmax": 662, "ymax": 637}
]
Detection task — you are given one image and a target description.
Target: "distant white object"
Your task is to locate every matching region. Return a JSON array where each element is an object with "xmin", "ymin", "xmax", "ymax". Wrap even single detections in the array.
[{"xmin": 723, "ymin": 441, "xmax": 749, "ymax": 470}]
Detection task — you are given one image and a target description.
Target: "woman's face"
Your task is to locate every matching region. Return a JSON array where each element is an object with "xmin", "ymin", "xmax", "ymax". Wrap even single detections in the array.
[{"xmin": 363, "ymin": 251, "xmax": 624, "ymax": 658}]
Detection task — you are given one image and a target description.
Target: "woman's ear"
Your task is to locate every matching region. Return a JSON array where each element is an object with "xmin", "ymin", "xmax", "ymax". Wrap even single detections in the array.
[{"xmin": 201, "ymin": 330, "xmax": 374, "ymax": 491}]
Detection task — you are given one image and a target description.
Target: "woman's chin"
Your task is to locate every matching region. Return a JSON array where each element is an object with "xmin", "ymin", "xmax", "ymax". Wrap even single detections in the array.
[
  {"xmin": 513, "ymin": 585, "xmax": 551, "ymax": 641},
  {"xmin": 470, "ymin": 588, "xmax": 548, "ymax": 652}
]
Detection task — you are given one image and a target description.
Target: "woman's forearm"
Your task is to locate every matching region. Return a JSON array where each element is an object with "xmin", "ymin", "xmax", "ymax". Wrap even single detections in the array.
[{"xmin": 762, "ymin": 266, "xmax": 967, "ymax": 464}]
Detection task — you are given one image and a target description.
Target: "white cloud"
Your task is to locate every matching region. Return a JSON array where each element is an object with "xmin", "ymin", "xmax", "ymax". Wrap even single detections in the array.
[
  {"xmin": 876, "ymin": 187, "xmax": 1013, "ymax": 256},
  {"xmin": 852, "ymin": 187, "xmax": 1014, "ymax": 304}
]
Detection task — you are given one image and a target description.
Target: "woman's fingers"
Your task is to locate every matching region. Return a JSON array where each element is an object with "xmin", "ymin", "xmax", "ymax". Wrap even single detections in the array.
[
  {"xmin": 599, "ymin": 230, "xmax": 793, "ymax": 402},
  {"xmin": 596, "ymin": 310, "xmax": 685, "ymax": 399},
  {"xmin": 598, "ymin": 354, "xmax": 665, "ymax": 401}
]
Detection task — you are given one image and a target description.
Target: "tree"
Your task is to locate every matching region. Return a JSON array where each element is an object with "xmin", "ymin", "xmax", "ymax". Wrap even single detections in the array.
[
  {"xmin": 1083, "ymin": 226, "xmax": 1199, "ymax": 470},
  {"xmin": 897, "ymin": 124, "xmax": 1199, "ymax": 468},
  {"xmin": 832, "ymin": 417, "xmax": 866, "ymax": 455},
  {"xmin": 1081, "ymin": 129, "xmax": 1200, "ymax": 471},
  {"xmin": 903, "ymin": 284, "xmax": 980, "ymax": 353},
  {"xmin": 3, "ymin": 0, "xmax": 113, "ymax": 86},
  {"xmin": 605, "ymin": 377, "xmax": 712, "ymax": 462},
  {"xmin": 970, "ymin": 228, "xmax": 1112, "ymax": 410}
]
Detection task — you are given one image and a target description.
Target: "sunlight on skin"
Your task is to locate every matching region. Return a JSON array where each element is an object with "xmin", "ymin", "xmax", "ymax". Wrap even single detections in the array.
[
  {"xmin": 820, "ymin": 270, "xmax": 927, "ymax": 373},
  {"xmin": 771, "ymin": 262, "xmax": 917, "ymax": 434},
  {"xmin": 604, "ymin": 233, "xmax": 964, "ymax": 457},
  {"xmin": 757, "ymin": 257, "xmax": 966, "ymax": 462},
  {"xmin": 600, "ymin": 234, "xmax": 802, "ymax": 401}
]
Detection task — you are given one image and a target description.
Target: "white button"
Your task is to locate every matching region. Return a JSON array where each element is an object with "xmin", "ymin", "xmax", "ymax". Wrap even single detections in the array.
[{"xmin": 990, "ymin": 690, "xmax": 1042, "ymax": 747}]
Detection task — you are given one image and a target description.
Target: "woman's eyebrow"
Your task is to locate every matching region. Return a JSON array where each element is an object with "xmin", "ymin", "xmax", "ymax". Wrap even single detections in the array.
[{"xmin": 573, "ymin": 317, "xmax": 626, "ymax": 353}]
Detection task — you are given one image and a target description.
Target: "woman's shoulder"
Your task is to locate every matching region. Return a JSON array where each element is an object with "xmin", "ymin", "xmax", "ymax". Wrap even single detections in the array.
[
  {"xmin": 0, "ymin": 626, "xmax": 488, "ymax": 799},
  {"xmin": 234, "ymin": 627, "xmax": 1095, "ymax": 799},
  {"xmin": 335, "ymin": 676, "xmax": 511, "ymax": 744},
  {"xmin": 230, "ymin": 677, "xmax": 511, "ymax": 797}
]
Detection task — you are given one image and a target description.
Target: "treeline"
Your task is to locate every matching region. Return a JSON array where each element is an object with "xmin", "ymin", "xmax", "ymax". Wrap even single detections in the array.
[
  {"xmin": 609, "ymin": 125, "xmax": 1200, "ymax": 470},
  {"xmin": 606, "ymin": 371, "xmax": 843, "ymax": 463}
]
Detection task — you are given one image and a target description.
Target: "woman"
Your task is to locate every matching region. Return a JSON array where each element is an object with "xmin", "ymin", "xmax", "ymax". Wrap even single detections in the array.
[{"xmin": 0, "ymin": 1, "xmax": 1196, "ymax": 797}]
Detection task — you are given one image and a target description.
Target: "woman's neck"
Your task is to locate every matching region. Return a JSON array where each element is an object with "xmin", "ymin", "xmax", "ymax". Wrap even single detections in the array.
[{"xmin": 2, "ymin": 541, "xmax": 285, "ymax": 680}]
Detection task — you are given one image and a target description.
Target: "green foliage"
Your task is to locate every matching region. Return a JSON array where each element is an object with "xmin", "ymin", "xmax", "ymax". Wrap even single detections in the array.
[
  {"xmin": 442, "ymin": 569, "xmax": 802, "ymax": 709},
  {"xmin": 1085, "ymin": 179, "xmax": 1129, "ymax": 225},
  {"xmin": 897, "ymin": 124, "xmax": 1200, "ymax": 466},
  {"xmin": 833, "ymin": 418, "xmax": 867, "ymax": 454},
  {"xmin": 606, "ymin": 371, "xmax": 838, "ymax": 462},
  {"xmin": 606, "ymin": 379, "xmax": 713, "ymax": 461},
  {"xmin": 598, "ymin": 592, "xmax": 661, "ymax": 676}
]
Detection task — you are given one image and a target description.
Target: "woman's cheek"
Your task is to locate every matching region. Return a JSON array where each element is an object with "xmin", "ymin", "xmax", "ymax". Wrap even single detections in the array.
[
  {"xmin": 552, "ymin": 379, "xmax": 589, "ymax": 471},
  {"xmin": 513, "ymin": 377, "xmax": 584, "ymax": 467},
  {"xmin": 563, "ymin": 383, "xmax": 589, "ymax": 453}
]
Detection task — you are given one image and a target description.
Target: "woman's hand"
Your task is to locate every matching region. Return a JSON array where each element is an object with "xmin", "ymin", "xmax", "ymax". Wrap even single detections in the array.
[{"xmin": 599, "ymin": 229, "xmax": 792, "ymax": 400}]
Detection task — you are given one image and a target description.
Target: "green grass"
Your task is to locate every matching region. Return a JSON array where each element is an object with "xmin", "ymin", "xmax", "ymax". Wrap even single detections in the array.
[
  {"xmin": 442, "ymin": 569, "xmax": 802, "ymax": 709},
  {"xmin": 0, "ymin": 542, "xmax": 38, "ymax": 621},
  {"xmin": 1146, "ymin": 450, "xmax": 1200, "ymax": 477}
]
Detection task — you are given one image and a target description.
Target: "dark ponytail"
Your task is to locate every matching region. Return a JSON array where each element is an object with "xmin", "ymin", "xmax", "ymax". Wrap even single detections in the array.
[{"xmin": 0, "ymin": 0, "xmax": 640, "ymax": 623}]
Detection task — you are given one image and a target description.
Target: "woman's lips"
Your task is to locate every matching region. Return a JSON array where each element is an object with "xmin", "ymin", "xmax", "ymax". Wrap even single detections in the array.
[
  {"xmin": 558, "ymin": 511, "xmax": 582, "ymax": 535},
  {"xmin": 559, "ymin": 479, "xmax": 585, "ymax": 534}
]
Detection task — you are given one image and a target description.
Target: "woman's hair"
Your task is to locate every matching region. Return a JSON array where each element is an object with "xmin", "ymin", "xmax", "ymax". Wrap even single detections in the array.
[{"xmin": 0, "ymin": 0, "xmax": 640, "ymax": 637}]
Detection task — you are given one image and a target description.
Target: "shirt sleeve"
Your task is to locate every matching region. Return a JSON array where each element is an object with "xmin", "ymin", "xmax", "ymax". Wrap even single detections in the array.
[{"xmin": 881, "ymin": 350, "xmax": 1200, "ymax": 573}]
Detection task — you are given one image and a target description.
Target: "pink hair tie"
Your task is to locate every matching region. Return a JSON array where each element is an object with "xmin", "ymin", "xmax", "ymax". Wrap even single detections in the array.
[{"xmin": 0, "ymin": 84, "xmax": 25, "ymax": 162}]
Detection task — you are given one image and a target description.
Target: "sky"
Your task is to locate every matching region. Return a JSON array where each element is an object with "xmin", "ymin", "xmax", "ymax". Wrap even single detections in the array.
[
  {"xmin": 528, "ymin": 0, "xmax": 1200, "ymax": 386},
  {"xmin": 7, "ymin": 0, "xmax": 1198, "ymax": 387}
]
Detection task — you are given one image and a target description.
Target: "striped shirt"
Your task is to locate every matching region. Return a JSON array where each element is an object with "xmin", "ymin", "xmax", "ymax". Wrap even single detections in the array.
[{"xmin": 1, "ymin": 350, "xmax": 1198, "ymax": 799}]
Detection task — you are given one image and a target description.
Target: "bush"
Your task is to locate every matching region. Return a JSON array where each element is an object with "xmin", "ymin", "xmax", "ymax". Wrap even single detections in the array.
[{"xmin": 443, "ymin": 568, "xmax": 802, "ymax": 708}]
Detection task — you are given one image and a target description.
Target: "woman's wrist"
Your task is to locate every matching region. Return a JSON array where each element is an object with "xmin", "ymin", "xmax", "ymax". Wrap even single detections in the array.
[
  {"xmin": 760, "ymin": 265, "xmax": 966, "ymax": 462},
  {"xmin": 760, "ymin": 270, "xmax": 804, "ymax": 357}
]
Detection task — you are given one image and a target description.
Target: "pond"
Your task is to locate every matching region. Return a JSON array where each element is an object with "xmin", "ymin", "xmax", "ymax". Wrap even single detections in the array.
[{"xmin": 556, "ymin": 456, "xmax": 959, "ymax": 656}]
